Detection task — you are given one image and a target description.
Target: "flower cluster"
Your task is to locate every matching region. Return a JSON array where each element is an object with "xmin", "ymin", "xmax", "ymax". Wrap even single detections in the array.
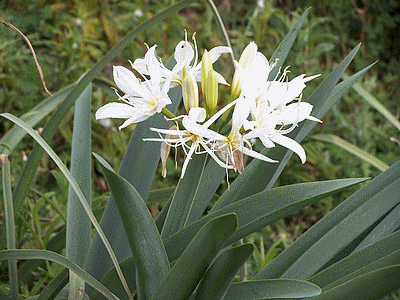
[{"xmin": 95, "ymin": 35, "xmax": 321, "ymax": 178}]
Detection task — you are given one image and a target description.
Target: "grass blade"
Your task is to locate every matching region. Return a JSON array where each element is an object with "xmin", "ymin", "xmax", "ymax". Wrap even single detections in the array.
[
  {"xmin": 37, "ymin": 268, "xmax": 69, "ymax": 300},
  {"xmin": 347, "ymin": 74, "xmax": 400, "ymax": 132},
  {"xmin": 313, "ymin": 133, "xmax": 389, "ymax": 171},
  {"xmin": 0, "ymin": 113, "xmax": 132, "ymax": 300},
  {"xmin": 0, "ymin": 249, "xmax": 118, "ymax": 300},
  {"xmin": 1, "ymin": 155, "xmax": 18, "ymax": 299},
  {"xmin": 94, "ymin": 153, "xmax": 170, "ymax": 300}
]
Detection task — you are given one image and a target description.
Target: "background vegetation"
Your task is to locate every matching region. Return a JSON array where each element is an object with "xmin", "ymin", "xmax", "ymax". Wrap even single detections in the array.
[{"xmin": 1, "ymin": 0, "xmax": 399, "ymax": 297}]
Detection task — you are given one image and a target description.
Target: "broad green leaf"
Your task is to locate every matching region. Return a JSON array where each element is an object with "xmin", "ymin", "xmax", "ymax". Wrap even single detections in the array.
[
  {"xmin": 308, "ymin": 266, "xmax": 400, "ymax": 300},
  {"xmin": 352, "ymin": 203, "xmax": 400, "ymax": 253},
  {"xmin": 223, "ymin": 279, "xmax": 321, "ymax": 300},
  {"xmin": 0, "ymin": 250, "xmax": 118, "ymax": 300},
  {"xmin": 254, "ymin": 160, "xmax": 400, "ymax": 280},
  {"xmin": 317, "ymin": 249, "xmax": 400, "ymax": 294},
  {"xmin": 164, "ymin": 178, "xmax": 366, "ymax": 264},
  {"xmin": 281, "ymin": 178, "xmax": 400, "ymax": 280},
  {"xmin": 1, "ymin": 155, "xmax": 18, "ymax": 299},
  {"xmin": 161, "ymin": 154, "xmax": 208, "ymax": 238},
  {"xmin": 0, "ymin": 113, "xmax": 131, "ymax": 299},
  {"xmin": 146, "ymin": 187, "xmax": 175, "ymax": 206},
  {"xmin": 313, "ymin": 134, "xmax": 389, "ymax": 171},
  {"xmin": 37, "ymin": 268, "xmax": 69, "ymax": 300},
  {"xmin": 66, "ymin": 81, "xmax": 92, "ymax": 300},
  {"xmin": 151, "ymin": 214, "xmax": 238, "ymax": 300},
  {"xmin": 309, "ymin": 231, "xmax": 400, "ymax": 289},
  {"xmin": 92, "ymin": 257, "xmax": 136, "ymax": 300},
  {"xmin": 211, "ymin": 44, "xmax": 364, "ymax": 211},
  {"xmin": 85, "ymin": 84, "xmax": 182, "ymax": 285},
  {"xmin": 94, "ymin": 153, "xmax": 170, "ymax": 300},
  {"xmin": 0, "ymin": 287, "xmax": 11, "ymax": 300},
  {"xmin": 268, "ymin": 8, "xmax": 311, "ymax": 81},
  {"xmin": 194, "ymin": 243, "xmax": 255, "ymax": 300}
]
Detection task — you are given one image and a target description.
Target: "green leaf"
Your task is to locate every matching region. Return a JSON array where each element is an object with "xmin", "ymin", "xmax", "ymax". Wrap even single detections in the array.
[
  {"xmin": 223, "ymin": 279, "xmax": 321, "ymax": 300},
  {"xmin": 66, "ymin": 82, "xmax": 92, "ymax": 296},
  {"xmin": 254, "ymin": 160, "xmax": 400, "ymax": 280},
  {"xmin": 313, "ymin": 134, "xmax": 389, "ymax": 171},
  {"xmin": 151, "ymin": 214, "xmax": 238, "ymax": 300},
  {"xmin": 164, "ymin": 178, "xmax": 366, "ymax": 264},
  {"xmin": 0, "ymin": 83, "xmax": 74, "ymax": 156},
  {"xmin": 351, "ymin": 204, "xmax": 400, "ymax": 253},
  {"xmin": 194, "ymin": 243, "xmax": 255, "ymax": 300},
  {"xmin": 146, "ymin": 187, "xmax": 176, "ymax": 206},
  {"xmin": 280, "ymin": 178, "xmax": 400, "ymax": 280},
  {"xmin": 161, "ymin": 154, "xmax": 208, "ymax": 238},
  {"xmin": 0, "ymin": 113, "xmax": 131, "ymax": 299},
  {"xmin": 309, "ymin": 231, "xmax": 400, "ymax": 289},
  {"xmin": 85, "ymin": 85, "xmax": 182, "ymax": 285},
  {"xmin": 211, "ymin": 44, "xmax": 364, "ymax": 211},
  {"xmin": 1, "ymin": 155, "xmax": 18, "ymax": 299},
  {"xmin": 94, "ymin": 153, "xmax": 170, "ymax": 300},
  {"xmin": 37, "ymin": 268, "xmax": 69, "ymax": 300},
  {"xmin": 309, "ymin": 265, "xmax": 400, "ymax": 300},
  {"xmin": 347, "ymin": 74, "xmax": 400, "ymax": 132},
  {"xmin": 0, "ymin": 250, "xmax": 118, "ymax": 300},
  {"xmin": 268, "ymin": 8, "xmax": 311, "ymax": 81}
]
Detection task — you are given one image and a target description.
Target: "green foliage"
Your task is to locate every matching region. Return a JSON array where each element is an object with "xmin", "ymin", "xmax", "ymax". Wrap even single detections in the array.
[{"xmin": 1, "ymin": 0, "xmax": 399, "ymax": 300}]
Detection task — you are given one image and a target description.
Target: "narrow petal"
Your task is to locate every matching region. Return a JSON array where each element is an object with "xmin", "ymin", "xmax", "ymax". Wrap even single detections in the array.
[
  {"xmin": 118, "ymin": 112, "xmax": 150, "ymax": 130},
  {"xmin": 269, "ymin": 134, "xmax": 306, "ymax": 163},
  {"xmin": 241, "ymin": 146, "xmax": 278, "ymax": 163},
  {"xmin": 95, "ymin": 103, "xmax": 137, "ymax": 120},
  {"xmin": 174, "ymin": 41, "xmax": 194, "ymax": 65},
  {"xmin": 275, "ymin": 102, "xmax": 313, "ymax": 125},
  {"xmin": 208, "ymin": 46, "xmax": 232, "ymax": 62}
]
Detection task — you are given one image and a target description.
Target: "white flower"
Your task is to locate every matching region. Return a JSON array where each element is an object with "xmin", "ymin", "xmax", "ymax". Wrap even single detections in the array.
[
  {"xmin": 95, "ymin": 46, "xmax": 172, "ymax": 130},
  {"xmin": 243, "ymin": 101, "xmax": 321, "ymax": 163}
]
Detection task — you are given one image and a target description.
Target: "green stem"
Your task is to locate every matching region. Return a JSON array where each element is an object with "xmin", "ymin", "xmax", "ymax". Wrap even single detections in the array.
[
  {"xmin": 205, "ymin": 0, "xmax": 235, "ymax": 66},
  {"xmin": 161, "ymin": 107, "xmax": 177, "ymax": 120}
]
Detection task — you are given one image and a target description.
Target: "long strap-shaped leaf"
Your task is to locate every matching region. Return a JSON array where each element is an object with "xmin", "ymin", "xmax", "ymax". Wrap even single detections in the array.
[
  {"xmin": 0, "ymin": 113, "xmax": 132, "ymax": 300},
  {"xmin": 1, "ymin": 155, "xmax": 18, "ymax": 299},
  {"xmin": 223, "ymin": 279, "xmax": 321, "ymax": 300},
  {"xmin": 94, "ymin": 153, "xmax": 170, "ymax": 300},
  {"xmin": 164, "ymin": 178, "xmax": 366, "ymax": 264},
  {"xmin": 308, "ymin": 265, "xmax": 400, "ymax": 300},
  {"xmin": 280, "ymin": 178, "xmax": 400, "ymax": 280},
  {"xmin": 194, "ymin": 243, "xmax": 254, "ymax": 300},
  {"xmin": 212, "ymin": 44, "xmax": 365, "ymax": 211},
  {"xmin": 151, "ymin": 214, "xmax": 238, "ymax": 300},
  {"xmin": 66, "ymin": 82, "xmax": 92, "ymax": 299},
  {"xmin": 309, "ymin": 231, "xmax": 400, "ymax": 290},
  {"xmin": 254, "ymin": 159, "xmax": 400, "ymax": 280},
  {"xmin": 0, "ymin": 250, "xmax": 118, "ymax": 300}
]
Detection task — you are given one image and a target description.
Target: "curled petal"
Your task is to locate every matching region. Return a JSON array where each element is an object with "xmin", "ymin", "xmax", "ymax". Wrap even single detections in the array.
[
  {"xmin": 269, "ymin": 134, "xmax": 306, "ymax": 163},
  {"xmin": 95, "ymin": 103, "xmax": 137, "ymax": 120},
  {"xmin": 208, "ymin": 46, "xmax": 232, "ymax": 63}
]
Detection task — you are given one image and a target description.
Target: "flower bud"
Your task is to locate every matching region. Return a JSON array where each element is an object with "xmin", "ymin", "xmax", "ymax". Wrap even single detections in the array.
[
  {"xmin": 205, "ymin": 69, "xmax": 218, "ymax": 116},
  {"xmin": 182, "ymin": 72, "xmax": 199, "ymax": 113},
  {"xmin": 231, "ymin": 42, "xmax": 258, "ymax": 101},
  {"xmin": 201, "ymin": 49, "xmax": 213, "ymax": 97}
]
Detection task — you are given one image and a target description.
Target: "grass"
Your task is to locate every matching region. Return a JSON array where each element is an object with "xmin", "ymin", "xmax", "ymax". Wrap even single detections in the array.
[{"xmin": 0, "ymin": 0, "xmax": 399, "ymax": 298}]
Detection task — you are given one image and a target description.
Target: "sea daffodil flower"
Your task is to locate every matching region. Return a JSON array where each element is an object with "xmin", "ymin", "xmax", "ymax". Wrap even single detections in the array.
[{"xmin": 95, "ymin": 46, "xmax": 172, "ymax": 130}]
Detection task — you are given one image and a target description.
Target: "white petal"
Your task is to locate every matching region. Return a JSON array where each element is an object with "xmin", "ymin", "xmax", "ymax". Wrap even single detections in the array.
[
  {"xmin": 95, "ymin": 103, "xmax": 137, "ymax": 120},
  {"xmin": 241, "ymin": 146, "xmax": 278, "ymax": 163},
  {"xmin": 113, "ymin": 66, "xmax": 151, "ymax": 99},
  {"xmin": 174, "ymin": 41, "xmax": 194, "ymax": 65},
  {"xmin": 188, "ymin": 107, "xmax": 207, "ymax": 123},
  {"xmin": 270, "ymin": 134, "xmax": 306, "ymax": 163},
  {"xmin": 275, "ymin": 102, "xmax": 313, "ymax": 125},
  {"xmin": 118, "ymin": 113, "xmax": 150, "ymax": 130},
  {"xmin": 208, "ymin": 46, "xmax": 232, "ymax": 63}
]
